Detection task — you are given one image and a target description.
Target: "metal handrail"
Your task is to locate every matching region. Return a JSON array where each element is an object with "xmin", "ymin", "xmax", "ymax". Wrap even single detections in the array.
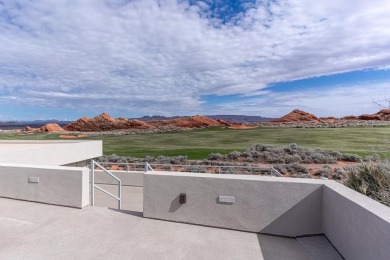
[
  {"xmin": 91, "ymin": 160, "xmax": 122, "ymax": 209},
  {"xmin": 145, "ymin": 162, "xmax": 154, "ymax": 172},
  {"xmin": 270, "ymin": 167, "xmax": 282, "ymax": 177},
  {"xmin": 94, "ymin": 161, "xmax": 281, "ymax": 176}
]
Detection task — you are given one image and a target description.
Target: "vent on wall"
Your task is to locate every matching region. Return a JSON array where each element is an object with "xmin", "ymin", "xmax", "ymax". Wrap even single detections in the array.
[{"xmin": 28, "ymin": 177, "xmax": 39, "ymax": 183}]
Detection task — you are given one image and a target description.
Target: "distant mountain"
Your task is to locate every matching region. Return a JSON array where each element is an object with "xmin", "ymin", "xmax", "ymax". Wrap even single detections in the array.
[
  {"xmin": 133, "ymin": 115, "xmax": 185, "ymax": 121},
  {"xmin": 134, "ymin": 115, "xmax": 274, "ymax": 122},
  {"xmin": 205, "ymin": 115, "xmax": 274, "ymax": 122},
  {"xmin": 0, "ymin": 120, "xmax": 72, "ymax": 130}
]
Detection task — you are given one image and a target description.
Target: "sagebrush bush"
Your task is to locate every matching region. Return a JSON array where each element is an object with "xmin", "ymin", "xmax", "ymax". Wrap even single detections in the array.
[
  {"xmin": 205, "ymin": 143, "xmax": 363, "ymax": 165},
  {"xmin": 314, "ymin": 165, "xmax": 333, "ymax": 178},
  {"xmin": 344, "ymin": 162, "xmax": 390, "ymax": 207}
]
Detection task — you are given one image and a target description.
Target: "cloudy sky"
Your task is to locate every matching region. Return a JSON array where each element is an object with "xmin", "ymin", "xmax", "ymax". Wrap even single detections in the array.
[{"xmin": 0, "ymin": 0, "xmax": 390, "ymax": 120}]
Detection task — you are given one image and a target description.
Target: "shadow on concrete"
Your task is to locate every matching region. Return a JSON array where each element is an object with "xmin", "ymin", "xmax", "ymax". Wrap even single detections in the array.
[
  {"xmin": 297, "ymin": 235, "xmax": 344, "ymax": 260},
  {"xmin": 260, "ymin": 187, "xmax": 322, "ymax": 237},
  {"xmin": 108, "ymin": 208, "xmax": 143, "ymax": 217},
  {"xmin": 169, "ymin": 195, "xmax": 182, "ymax": 212},
  {"xmin": 257, "ymin": 234, "xmax": 313, "ymax": 260}
]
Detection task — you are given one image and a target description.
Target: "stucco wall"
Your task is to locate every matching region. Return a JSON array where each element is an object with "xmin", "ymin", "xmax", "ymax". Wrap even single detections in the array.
[
  {"xmin": 0, "ymin": 163, "xmax": 89, "ymax": 208},
  {"xmin": 92, "ymin": 170, "xmax": 143, "ymax": 187},
  {"xmin": 323, "ymin": 182, "xmax": 390, "ymax": 260},
  {"xmin": 0, "ymin": 140, "xmax": 102, "ymax": 166},
  {"xmin": 144, "ymin": 171, "xmax": 324, "ymax": 236}
]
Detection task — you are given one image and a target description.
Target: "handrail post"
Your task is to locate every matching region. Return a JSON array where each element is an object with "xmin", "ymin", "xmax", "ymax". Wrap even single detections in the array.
[
  {"xmin": 118, "ymin": 180, "xmax": 122, "ymax": 209},
  {"xmin": 90, "ymin": 160, "xmax": 122, "ymax": 210},
  {"xmin": 91, "ymin": 160, "xmax": 95, "ymax": 206},
  {"xmin": 145, "ymin": 162, "xmax": 148, "ymax": 172}
]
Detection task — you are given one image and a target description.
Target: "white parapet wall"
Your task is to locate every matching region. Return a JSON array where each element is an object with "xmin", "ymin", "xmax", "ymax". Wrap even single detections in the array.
[
  {"xmin": 0, "ymin": 140, "xmax": 102, "ymax": 166},
  {"xmin": 144, "ymin": 171, "xmax": 325, "ymax": 236},
  {"xmin": 323, "ymin": 181, "xmax": 390, "ymax": 260},
  {"xmin": 144, "ymin": 171, "xmax": 390, "ymax": 260},
  {"xmin": 0, "ymin": 163, "xmax": 89, "ymax": 208}
]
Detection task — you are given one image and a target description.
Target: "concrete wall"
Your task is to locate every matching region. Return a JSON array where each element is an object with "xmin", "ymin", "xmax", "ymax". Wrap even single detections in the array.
[
  {"xmin": 144, "ymin": 171, "xmax": 390, "ymax": 259},
  {"xmin": 323, "ymin": 181, "xmax": 390, "ymax": 260},
  {"xmin": 144, "ymin": 171, "xmax": 324, "ymax": 236},
  {"xmin": 0, "ymin": 140, "xmax": 102, "ymax": 166},
  {"xmin": 0, "ymin": 163, "xmax": 89, "ymax": 208},
  {"xmin": 63, "ymin": 160, "xmax": 89, "ymax": 167},
  {"xmin": 92, "ymin": 170, "xmax": 143, "ymax": 187}
]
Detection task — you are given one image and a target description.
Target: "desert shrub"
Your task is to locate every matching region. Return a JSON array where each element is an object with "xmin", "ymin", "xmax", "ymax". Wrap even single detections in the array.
[
  {"xmin": 284, "ymin": 154, "xmax": 302, "ymax": 164},
  {"xmin": 207, "ymin": 143, "xmax": 364, "ymax": 165},
  {"xmin": 344, "ymin": 162, "xmax": 390, "ymax": 207},
  {"xmin": 185, "ymin": 165, "xmax": 207, "ymax": 173},
  {"xmin": 314, "ymin": 165, "xmax": 333, "ymax": 178},
  {"xmin": 227, "ymin": 151, "xmax": 241, "ymax": 160},
  {"xmin": 273, "ymin": 165, "xmax": 287, "ymax": 175},
  {"xmin": 302, "ymin": 152, "xmax": 337, "ymax": 164},
  {"xmin": 208, "ymin": 153, "xmax": 225, "ymax": 161},
  {"xmin": 287, "ymin": 163, "xmax": 308, "ymax": 174},
  {"xmin": 332, "ymin": 167, "xmax": 346, "ymax": 180},
  {"xmin": 363, "ymin": 154, "xmax": 380, "ymax": 162},
  {"xmin": 107, "ymin": 154, "xmax": 120, "ymax": 161},
  {"xmin": 245, "ymin": 157, "xmax": 254, "ymax": 162},
  {"xmin": 161, "ymin": 155, "xmax": 187, "ymax": 164},
  {"xmin": 144, "ymin": 155, "xmax": 155, "ymax": 162},
  {"xmin": 340, "ymin": 153, "xmax": 362, "ymax": 162},
  {"xmin": 273, "ymin": 163, "xmax": 308, "ymax": 175}
]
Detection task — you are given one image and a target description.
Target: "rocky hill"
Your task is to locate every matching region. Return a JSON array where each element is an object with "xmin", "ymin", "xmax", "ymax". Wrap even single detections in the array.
[
  {"xmin": 149, "ymin": 115, "xmax": 224, "ymax": 128},
  {"xmin": 24, "ymin": 123, "xmax": 65, "ymax": 133},
  {"xmin": 21, "ymin": 109, "xmax": 390, "ymax": 133},
  {"xmin": 55, "ymin": 113, "xmax": 227, "ymax": 132},
  {"xmin": 63, "ymin": 113, "xmax": 152, "ymax": 132},
  {"xmin": 357, "ymin": 109, "xmax": 390, "ymax": 120},
  {"xmin": 272, "ymin": 109, "xmax": 320, "ymax": 123},
  {"xmin": 263, "ymin": 109, "xmax": 390, "ymax": 128}
]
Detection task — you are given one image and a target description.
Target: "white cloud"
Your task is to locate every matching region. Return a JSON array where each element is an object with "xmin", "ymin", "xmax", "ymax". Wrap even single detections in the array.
[
  {"xmin": 0, "ymin": 0, "xmax": 389, "ymax": 117},
  {"xmin": 208, "ymin": 81, "xmax": 390, "ymax": 117}
]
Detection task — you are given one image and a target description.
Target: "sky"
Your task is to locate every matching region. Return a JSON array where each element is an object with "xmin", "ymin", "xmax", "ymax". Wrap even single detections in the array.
[{"xmin": 0, "ymin": 0, "xmax": 390, "ymax": 121}]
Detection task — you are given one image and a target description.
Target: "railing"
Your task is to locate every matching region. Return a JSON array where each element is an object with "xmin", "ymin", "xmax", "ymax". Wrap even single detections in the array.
[
  {"xmin": 94, "ymin": 162, "xmax": 282, "ymax": 176},
  {"xmin": 91, "ymin": 160, "xmax": 122, "ymax": 210},
  {"xmin": 145, "ymin": 162, "xmax": 154, "ymax": 172},
  {"xmin": 270, "ymin": 167, "xmax": 283, "ymax": 177}
]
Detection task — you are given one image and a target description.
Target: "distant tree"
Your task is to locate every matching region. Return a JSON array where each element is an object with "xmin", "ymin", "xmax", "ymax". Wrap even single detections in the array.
[{"xmin": 372, "ymin": 89, "xmax": 390, "ymax": 109}]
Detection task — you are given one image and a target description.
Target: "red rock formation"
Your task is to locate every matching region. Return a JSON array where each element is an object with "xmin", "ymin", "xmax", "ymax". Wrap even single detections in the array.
[
  {"xmin": 358, "ymin": 114, "xmax": 382, "ymax": 120},
  {"xmin": 168, "ymin": 116, "xmax": 221, "ymax": 128},
  {"xmin": 272, "ymin": 109, "xmax": 320, "ymax": 123},
  {"xmin": 149, "ymin": 115, "xmax": 223, "ymax": 128},
  {"xmin": 320, "ymin": 117, "xmax": 337, "ymax": 121},
  {"xmin": 24, "ymin": 126, "xmax": 35, "ymax": 131},
  {"xmin": 40, "ymin": 123, "xmax": 65, "ymax": 132},
  {"xmin": 63, "ymin": 113, "xmax": 153, "ymax": 132},
  {"xmin": 357, "ymin": 109, "xmax": 390, "ymax": 121},
  {"xmin": 216, "ymin": 119, "xmax": 232, "ymax": 126},
  {"xmin": 23, "ymin": 123, "xmax": 65, "ymax": 133},
  {"xmin": 342, "ymin": 115, "xmax": 358, "ymax": 120}
]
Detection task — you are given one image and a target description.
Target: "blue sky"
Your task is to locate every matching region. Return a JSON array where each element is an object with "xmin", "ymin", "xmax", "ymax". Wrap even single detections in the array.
[{"xmin": 0, "ymin": 0, "xmax": 390, "ymax": 121}]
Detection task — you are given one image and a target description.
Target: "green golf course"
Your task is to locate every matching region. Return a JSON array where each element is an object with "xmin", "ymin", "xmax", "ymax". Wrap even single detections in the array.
[{"xmin": 1, "ymin": 126, "xmax": 389, "ymax": 159}]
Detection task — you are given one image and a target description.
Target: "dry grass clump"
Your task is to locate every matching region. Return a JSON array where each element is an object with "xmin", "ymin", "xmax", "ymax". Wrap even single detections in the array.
[{"xmin": 344, "ymin": 162, "xmax": 390, "ymax": 207}]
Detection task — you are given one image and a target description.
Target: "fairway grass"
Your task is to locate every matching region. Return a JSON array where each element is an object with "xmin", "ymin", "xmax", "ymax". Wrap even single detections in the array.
[{"xmin": 1, "ymin": 126, "xmax": 389, "ymax": 159}]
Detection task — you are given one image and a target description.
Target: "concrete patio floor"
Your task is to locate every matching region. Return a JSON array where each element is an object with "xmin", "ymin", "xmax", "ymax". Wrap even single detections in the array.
[{"xmin": 0, "ymin": 185, "xmax": 342, "ymax": 259}]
